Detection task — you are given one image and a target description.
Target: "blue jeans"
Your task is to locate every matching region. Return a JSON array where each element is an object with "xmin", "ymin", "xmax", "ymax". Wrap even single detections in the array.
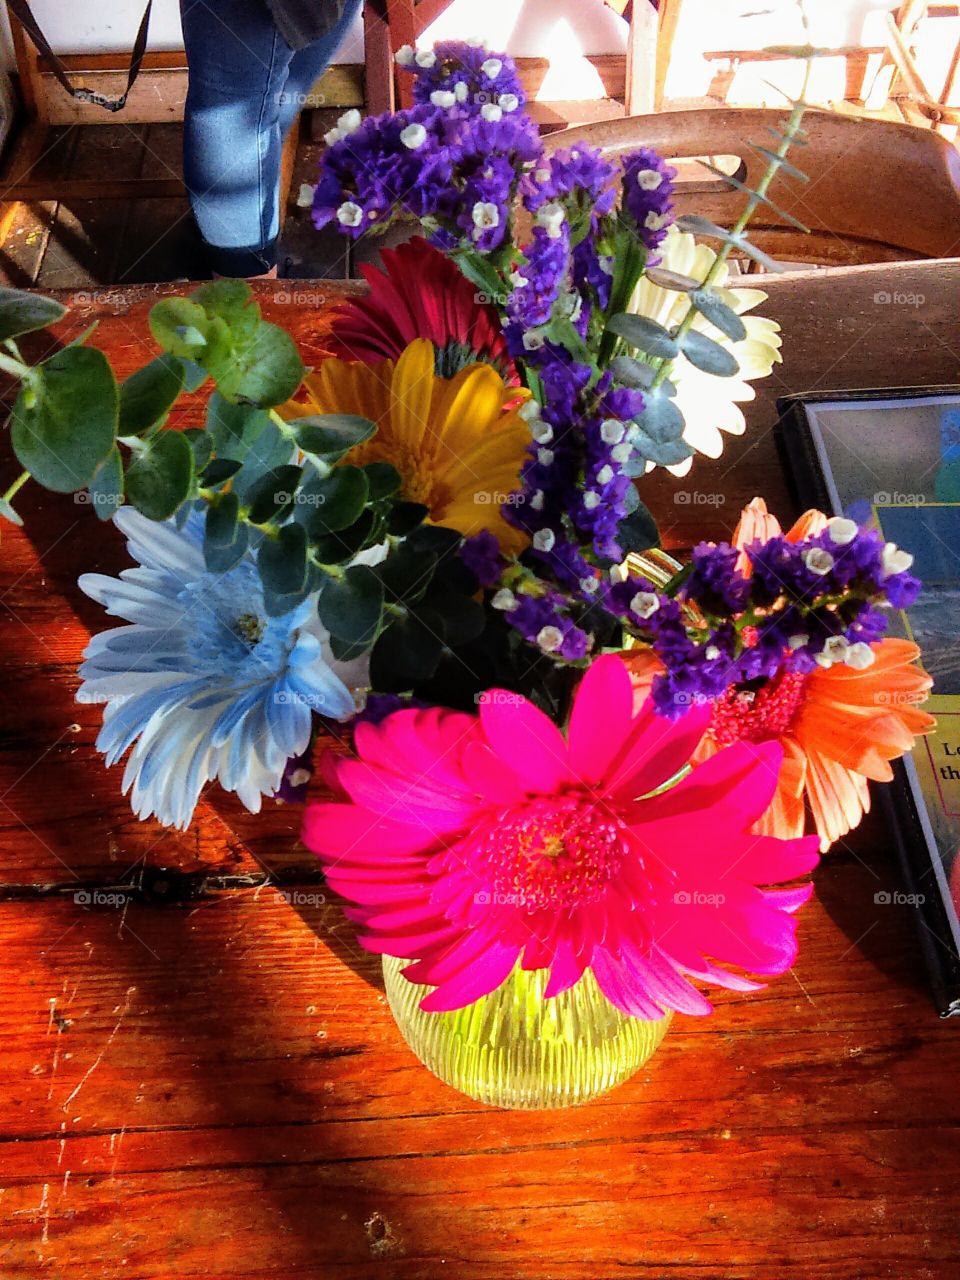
[{"xmin": 179, "ymin": 0, "xmax": 362, "ymax": 275}]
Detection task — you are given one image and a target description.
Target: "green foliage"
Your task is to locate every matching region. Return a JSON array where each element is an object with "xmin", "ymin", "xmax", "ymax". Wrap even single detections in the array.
[
  {"xmin": 607, "ymin": 313, "xmax": 679, "ymax": 360},
  {"xmin": 292, "ymin": 414, "xmax": 376, "ymax": 461},
  {"xmin": 87, "ymin": 447, "xmax": 124, "ymax": 522},
  {"xmin": 149, "ymin": 281, "xmax": 304, "ymax": 408},
  {"xmin": 11, "ymin": 346, "xmax": 117, "ymax": 492},
  {"xmin": 318, "ymin": 565, "xmax": 384, "ymax": 647},
  {"xmin": 125, "ymin": 430, "xmax": 194, "ymax": 520},
  {"xmin": 118, "ymin": 354, "xmax": 185, "ymax": 436},
  {"xmin": 0, "ymin": 288, "xmax": 67, "ymax": 341}
]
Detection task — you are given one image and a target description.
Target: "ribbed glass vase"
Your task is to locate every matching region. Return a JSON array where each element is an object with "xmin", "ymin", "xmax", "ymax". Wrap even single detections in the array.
[{"xmin": 383, "ymin": 955, "xmax": 671, "ymax": 1109}]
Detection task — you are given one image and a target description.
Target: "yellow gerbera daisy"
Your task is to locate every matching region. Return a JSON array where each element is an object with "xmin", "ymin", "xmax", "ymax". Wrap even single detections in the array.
[
  {"xmin": 282, "ymin": 338, "xmax": 530, "ymax": 555},
  {"xmin": 629, "ymin": 225, "xmax": 783, "ymax": 477}
]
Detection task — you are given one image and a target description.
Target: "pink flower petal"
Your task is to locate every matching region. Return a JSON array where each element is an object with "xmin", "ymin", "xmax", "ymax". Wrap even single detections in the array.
[
  {"xmin": 479, "ymin": 692, "xmax": 571, "ymax": 794},
  {"xmin": 337, "ymin": 759, "xmax": 478, "ymax": 833},
  {"xmin": 602, "ymin": 697, "xmax": 711, "ymax": 802},
  {"xmin": 302, "ymin": 802, "xmax": 437, "ymax": 858},
  {"xmin": 566, "ymin": 654, "xmax": 635, "ymax": 784}
]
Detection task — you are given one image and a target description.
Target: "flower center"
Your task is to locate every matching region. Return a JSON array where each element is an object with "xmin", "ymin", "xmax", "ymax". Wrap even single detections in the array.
[
  {"xmin": 479, "ymin": 793, "xmax": 627, "ymax": 911},
  {"xmin": 709, "ymin": 670, "xmax": 808, "ymax": 746},
  {"xmin": 234, "ymin": 612, "xmax": 265, "ymax": 646}
]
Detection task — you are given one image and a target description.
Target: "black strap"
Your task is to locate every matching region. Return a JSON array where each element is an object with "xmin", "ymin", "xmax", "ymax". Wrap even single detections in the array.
[{"xmin": 6, "ymin": 0, "xmax": 153, "ymax": 114}]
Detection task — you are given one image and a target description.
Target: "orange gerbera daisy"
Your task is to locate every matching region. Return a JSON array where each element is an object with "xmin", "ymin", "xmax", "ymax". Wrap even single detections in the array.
[
  {"xmin": 625, "ymin": 498, "xmax": 935, "ymax": 850},
  {"xmin": 282, "ymin": 338, "xmax": 530, "ymax": 555}
]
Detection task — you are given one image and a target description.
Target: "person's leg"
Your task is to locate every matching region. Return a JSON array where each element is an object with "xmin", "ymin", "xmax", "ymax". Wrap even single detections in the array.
[
  {"xmin": 180, "ymin": 0, "xmax": 294, "ymax": 276},
  {"xmin": 277, "ymin": 0, "xmax": 365, "ymax": 140}
]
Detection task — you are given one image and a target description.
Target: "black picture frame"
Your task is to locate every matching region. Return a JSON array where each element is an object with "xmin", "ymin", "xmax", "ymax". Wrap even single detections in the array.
[{"xmin": 777, "ymin": 386, "xmax": 960, "ymax": 1018}]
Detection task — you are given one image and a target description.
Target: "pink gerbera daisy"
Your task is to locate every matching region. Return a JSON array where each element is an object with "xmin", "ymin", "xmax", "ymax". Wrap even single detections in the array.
[
  {"xmin": 323, "ymin": 236, "xmax": 519, "ymax": 383},
  {"xmin": 303, "ymin": 655, "xmax": 819, "ymax": 1018}
]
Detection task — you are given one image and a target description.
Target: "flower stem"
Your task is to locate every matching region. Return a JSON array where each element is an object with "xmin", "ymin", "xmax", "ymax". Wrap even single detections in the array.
[{"xmin": 2, "ymin": 469, "xmax": 31, "ymax": 505}]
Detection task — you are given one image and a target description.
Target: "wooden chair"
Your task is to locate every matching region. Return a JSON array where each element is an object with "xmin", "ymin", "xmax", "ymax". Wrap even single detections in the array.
[{"xmin": 544, "ymin": 107, "xmax": 960, "ymax": 263}]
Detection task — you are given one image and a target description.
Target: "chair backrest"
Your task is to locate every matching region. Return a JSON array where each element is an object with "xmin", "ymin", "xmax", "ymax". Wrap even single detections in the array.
[{"xmin": 543, "ymin": 108, "xmax": 960, "ymax": 264}]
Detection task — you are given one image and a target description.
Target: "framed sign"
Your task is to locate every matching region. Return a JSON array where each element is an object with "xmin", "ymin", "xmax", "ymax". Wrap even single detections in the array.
[{"xmin": 778, "ymin": 387, "xmax": 960, "ymax": 1018}]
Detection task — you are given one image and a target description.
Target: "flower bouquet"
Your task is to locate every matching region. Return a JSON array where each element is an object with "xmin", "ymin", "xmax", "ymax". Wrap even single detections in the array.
[{"xmin": 0, "ymin": 42, "xmax": 933, "ymax": 1108}]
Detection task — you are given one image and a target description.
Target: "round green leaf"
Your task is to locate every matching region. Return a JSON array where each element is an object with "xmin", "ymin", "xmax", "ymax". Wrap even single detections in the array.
[
  {"xmin": 119, "ymin": 354, "xmax": 185, "ymax": 436},
  {"xmin": 125, "ymin": 430, "xmax": 194, "ymax": 520},
  {"xmin": 678, "ymin": 328, "xmax": 740, "ymax": 377},
  {"xmin": 245, "ymin": 464, "xmax": 303, "ymax": 524},
  {"xmin": 317, "ymin": 564, "xmax": 384, "ymax": 645},
  {"xmin": 298, "ymin": 465, "xmax": 369, "ymax": 535},
  {"xmin": 0, "ymin": 287, "xmax": 67, "ymax": 341},
  {"xmin": 606, "ymin": 313, "xmax": 680, "ymax": 359},
  {"xmin": 11, "ymin": 346, "xmax": 118, "ymax": 493},
  {"xmin": 150, "ymin": 298, "xmax": 211, "ymax": 357},
  {"xmin": 204, "ymin": 493, "xmax": 249, "ymax": 572},
  {"xmin": 212, "ymin": 321, "xmax": 305, "ymax": 408},
  {"xmin": 258, "ymin": 522, "xmax": 309, "ymax": 598},
  {"xmin": 364, "ymin": 461, "xmax": 402, "ymax": 500},
  {"xmin": 293, "ymin": 414, "xmax": 377, "ymax": 460},
  {"xmin": 87, "ymin": 446, "xmax": 124, "ymax": 522},
  {"xmin": 0, "ymin": 498, "xmax": 24, "ymax": 527},
  {"xmin": 690, "ymin": 290, "xmax": 748, "ymax": 343},
  {"xmin": 644, "ymin": 267, "xmax": 700, "ymax": 292}
]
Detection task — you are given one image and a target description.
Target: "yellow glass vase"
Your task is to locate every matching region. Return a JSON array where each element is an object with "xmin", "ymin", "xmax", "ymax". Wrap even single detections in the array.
[{"xmin": 383, "ymin": 954, "xmax": 671, "ymax": 1109}]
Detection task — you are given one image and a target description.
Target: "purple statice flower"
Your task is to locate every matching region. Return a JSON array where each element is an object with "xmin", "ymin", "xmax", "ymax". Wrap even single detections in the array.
[
  {"xmin": 461, "ymin": 530, "xmax": 505, "ymax": 587},
  {"xmin": 522, "ymin": 146, "xmax": 618, "ymax": 219},
  {"xmin": 273, "ymin": 746, "xmax": 315, "ymax": 804},
  {"xmin": 680, "ymin": 542, "xmax": 751, "ymax": 615},
  {"xmin": 506, "ymin": 223, "xmax": 571, "ymax": 330},
  {"xmin": 573, "ymin": 238, "xmax": 614, "ymax": 311},
  {"xmin": 403, "ymin": 41, "xmax": 526, "ymax": 113},
  {"xmin": 500, "ymin": 587, "xmax": 591, "ymax": 662},
  {"xmin": 621, "ymin": 147, "xmax": 676, "ymax": 261}
]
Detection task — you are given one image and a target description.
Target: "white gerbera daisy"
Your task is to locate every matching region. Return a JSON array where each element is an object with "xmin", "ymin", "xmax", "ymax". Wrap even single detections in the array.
[{"xmin": 628, "ymin": 225, "xmax": 782, "ymax": 477}]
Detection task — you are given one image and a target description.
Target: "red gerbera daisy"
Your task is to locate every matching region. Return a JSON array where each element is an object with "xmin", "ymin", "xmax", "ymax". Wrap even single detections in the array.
[
  {"xmin": 303, "ymin": 655, "xmax": 819, "ymax": 1018},
  {"xmin": 324, "ymin": 236, "xmax": 519, "ymax": 383}
]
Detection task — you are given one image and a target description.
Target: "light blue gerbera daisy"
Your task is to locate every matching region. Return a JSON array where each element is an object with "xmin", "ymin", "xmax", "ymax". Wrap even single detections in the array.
[{"xmin": 77, "ymin": 507, "xmax": 357, "ymax": 830}]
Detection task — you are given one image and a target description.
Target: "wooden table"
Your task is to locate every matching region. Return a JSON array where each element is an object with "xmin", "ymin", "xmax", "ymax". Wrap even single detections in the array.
[{"xmin": 1, "ymin": 259, "xmax": 959, "ymax": 1279}]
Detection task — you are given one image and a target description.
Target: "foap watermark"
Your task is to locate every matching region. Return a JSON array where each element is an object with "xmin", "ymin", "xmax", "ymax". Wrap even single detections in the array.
[
  {"xmin": 274, "ymin": 489, "xmax": 326, "ymax": 507},
  {"xmin": 70, "ymin": 289, "xmax": 131, "ymax": 308},
  {"xmin": 874, "ymin": 690, "xmax": 928, "ymax": 708},
  {"xmin": 475, "ymin": 889, "xmax": 527, "ymax": 907},
  {"xmin": 873, "ymin": 290, "xmax": 925, "ymax": 308},
  {"xmin": 474, "ymin": 490, "xmax": 525, "ymax": 506},
  {"xmin": 275, "ymin": 289, "xmax": 327, "ymax": 307},
  {"xmin": 674, "ymin": 890, "xmax": 726, "ymax": 906},
  {"xmin": 474, "ymin": 289, "xmax": 519, "ymax": 308},
  {"xmin": 275, "ymin": 888, "xmax": 326, "ymax": 908},
  {"xmin": 673, "ymin": 491, "xmax": 726, "ymax": 507},
  {"xmin": 475, "ymin": 690, "xmax": 525, "ymax": 707},
  {"xmin": 874, "ymin": 890, "xmax": 925, "ymax": 906},
  {"xmin": 673, "ymin": 691, "xmax": 712, "ymax": 708},
  {"xmin": 74, "ymin": 889, "xmax": 129, "ymax": 908},
  {"xmin": 873, "ymin": 490, "xmax": 926, "ymax": 506},
  {"xmin": 274, "ymin": 690, "xmax": 329, "ymax": 708},
  {"xmin": 75, "ymin": 490, "xmax": 123, "ymax": 512}
]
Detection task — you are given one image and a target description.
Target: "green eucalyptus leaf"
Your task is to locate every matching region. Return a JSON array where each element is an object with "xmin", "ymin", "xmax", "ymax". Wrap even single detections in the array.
[
  {"xmin": 387, "ymin": 501, "xmax": 429, "ymax": 537},
  {"xmin": 11, "ymin": 346, "xmax": 117, "ymax": 493},
  {"xmin": 258, "ymin": 522, "xmax": 309, "ymax": 598},
  {"xmin": 118, "ymin": 354, "xmax": 185, "ymax": 436},
  {"xmin": 329, "ymin": 630, "xmax": 377, "ymax": 663},
  {"xmin": 245, "ymin": 464, "xmax": 303, "ymax": 524},
  {"xmin": 178, "ymin": 358, "xmax": 208, "ymax": 392},
  {"xmin": 0, "ymin": 287, "xmax": 67, "ymax": 341},
  {"xmin": 311, "ymin": 508, "xmax": 376, "ymax": 565},
  {"xmin": 206, "ymin": 491, "xmax": 241, "ymax": 547},
  {"xmin": 677, "ymin": 328, "xmax": 739, "ymax": 377},
  {"xmin": 230, "ymin": 424, "xmax": 295, "ymax": 500},
  {"xmin": 150, "ymin": 298, "xmax": 211, "ymax": 357},
  {"xmin": 317, "ymin": 564, "xmax": 383, "ymax": 645},
  {"xmin": 370, "ymin": 609, "xmax": 444, "ymax": 689},
  {"xmin": 125, "ymin": 430, "xmax": 194, "ymax": 520},
  {"xmin": 184, "ymin": 427, "xmax": 214, "ymax": 471},
  {"xmin": 87, "ymin": 446, "xmax": 124, "ymax": 522},
  {"xmin": 617, "ymin": 503, "xmax": 660, "ymax": 556},
  {"xmin": 297, "ymin": 465, "xmax": 369, "ymax": 535},
  {"xmin": 424, "ymin": 590, "xmax": 486, "ymax": 647},
  {"xmin": 378, "ymin": 544, "xmax": 437, "ymax": 605},
  {"xmin": 644, "ymin": 266, "xmax": 701, "ymax": 292},
  {"xmin": 690, "ymin": 290, "xmax": 748, "ymax": 343},
  {"xmin": 191, "ymin": 279, "xmax": 259, "ymax": 340},
  {"xmin": 636, "ymin": 391, "xmax": 685, "ymax": 444},
  {"xmin": 206, "ymin": 392, "xmax": 270, "ymax": 457},
  {"xmin": 606, "ymin": 313, "xmax": 679, "ymax": 360},
  {"xmin": 204, "ymin": 494, "xmax": 249, "ymax": 572},
  {"xmin": 363, "ymin": 461, "xmax": 402, "ymax": 500},
  {"xmin": 211, "ymin": 320, "xmax": 305, "ymax": 408},
  {"xmin": 610, "ymin": 355, "xmax": 656, "ymax": 389},
  {"xmin": 201, "ymin": 457, "xmax": 242, "ymax": 488},
  {"xmin": 292, "ymin": 414, "xmax": 377, "ymax": 460}
]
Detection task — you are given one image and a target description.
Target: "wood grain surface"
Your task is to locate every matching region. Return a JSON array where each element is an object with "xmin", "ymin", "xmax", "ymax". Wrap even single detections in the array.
[{"xmin": 1, "ymin": 261, "xmax": 959, "ymax": 1279}]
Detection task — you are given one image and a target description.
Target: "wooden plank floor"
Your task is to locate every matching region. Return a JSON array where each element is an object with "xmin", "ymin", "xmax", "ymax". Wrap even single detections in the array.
[{"xmin": 0, "ymin": 119, "xmax": 350, "ymax": 290}]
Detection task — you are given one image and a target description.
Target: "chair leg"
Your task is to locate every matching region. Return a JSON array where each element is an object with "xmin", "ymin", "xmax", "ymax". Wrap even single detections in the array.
[
  {"xmin": 363, "ymin": 0, "xmax": 395, "ymax": 116},
  {"xmin": 625, "ymin": 0, "xmax": 657, "ymax": 114}
]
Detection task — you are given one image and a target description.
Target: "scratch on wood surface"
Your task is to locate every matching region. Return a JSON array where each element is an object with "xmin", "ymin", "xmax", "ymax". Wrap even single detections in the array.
[
  {"xmin": 108, "ymin": 1126, "xmax": 126, "ymax": 1179},
  {"xmin": 62, "ymin": 987, "xmax": 136, "ymax": 1114},
  {"xmin": 38, "ymin": 1183, "xmax": 50, "ymax": 1245}
]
